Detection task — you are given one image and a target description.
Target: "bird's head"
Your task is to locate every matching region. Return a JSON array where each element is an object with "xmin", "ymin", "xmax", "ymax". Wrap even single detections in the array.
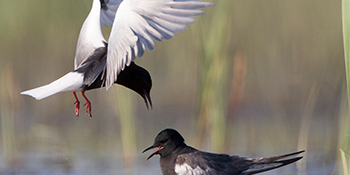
[
  {"xmin": 116, "ymin": 62, "xmax": 152, "ymax": 109},
  {"xmin": 143, "ymin": 128, "xmax": 185, "ymax": 160}
]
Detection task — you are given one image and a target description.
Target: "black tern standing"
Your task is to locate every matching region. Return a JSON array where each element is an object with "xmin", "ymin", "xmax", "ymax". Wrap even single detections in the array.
[
  {"xmin": 21, "ymin": 0, "xmax": 215, "ymax": 118},
  {"xmin": 143, "ymin": 128, "xmax": 304, "ymax": 175}
]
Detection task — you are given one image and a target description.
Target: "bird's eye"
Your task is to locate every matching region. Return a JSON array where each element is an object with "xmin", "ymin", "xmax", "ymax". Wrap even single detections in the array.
[{"xmin": 160, "ymin": 139, "xmax": 168, "ymax": 144}]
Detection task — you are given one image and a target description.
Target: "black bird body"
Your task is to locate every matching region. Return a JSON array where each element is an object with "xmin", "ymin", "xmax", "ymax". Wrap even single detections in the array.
[
  {"xmin": 74, "ymin": 43, "xmax": 152, "ymax": 108},
  {"xmin": 143, "ymin": 128, "xmax": 304, "ymax": 175}
]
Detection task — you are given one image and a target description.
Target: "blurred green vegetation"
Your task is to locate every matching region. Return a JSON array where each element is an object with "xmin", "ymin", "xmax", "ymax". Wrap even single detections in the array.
[
  {"xmin": 0, "ymin": 0, "xmax": 345, "ymax": 174},
  {"xmin": 341, "ymin": 0, "xmax": 350, "ymax": 174}
]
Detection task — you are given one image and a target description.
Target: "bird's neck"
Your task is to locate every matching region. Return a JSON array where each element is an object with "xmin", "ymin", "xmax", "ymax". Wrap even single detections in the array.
[
  {"xmin": 173, "ymin": 143, "xmax": 191, "ymax": 154},
  {"xmin": 159, "ymin": 144, "xmax": 194, "ymax": 175},
  {"xmin": 160, "ymin": 153, "xmax": 178, "ymax": 175}
]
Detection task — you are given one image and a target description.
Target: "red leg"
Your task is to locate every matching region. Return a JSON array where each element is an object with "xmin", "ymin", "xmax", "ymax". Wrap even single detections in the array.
[
  {"xmin": 81, "ymin": 91, "xmax": 92, "ymax": 118},
  {"xmin": 73, "ymin": 92, "xmax": 80, "ymax": 116}
]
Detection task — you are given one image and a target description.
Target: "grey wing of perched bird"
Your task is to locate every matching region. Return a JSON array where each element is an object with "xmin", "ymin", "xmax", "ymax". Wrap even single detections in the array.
[
  {"xmin": 175, "ymin": 151, "xmax": 250, "ymax": 175},
  {"xmin": 175, "ymin": 150, "xmax": 304, "ymax": 175},
  {"xmin": 241, "ymin": 150, "xmax": 304, "ymax": 175}
]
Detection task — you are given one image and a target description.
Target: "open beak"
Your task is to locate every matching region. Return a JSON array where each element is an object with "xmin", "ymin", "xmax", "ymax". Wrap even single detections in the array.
[{"xmin": 142, "ymin": 145, "xmax": 163, "ymax": 160}]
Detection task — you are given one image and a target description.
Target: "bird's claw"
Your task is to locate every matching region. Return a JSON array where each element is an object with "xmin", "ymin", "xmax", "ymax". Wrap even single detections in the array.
[
  {"xmin": 84, "ymin": 102, "xmax": 92, "ymax": 119},
  {"xmin": 74, "ymin": 100, "xmax": 80, "ymax": 117}
]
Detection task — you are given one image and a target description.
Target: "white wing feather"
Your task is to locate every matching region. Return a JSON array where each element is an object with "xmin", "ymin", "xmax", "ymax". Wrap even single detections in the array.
[
  {"xmin": 75, "ymin": 0, "xmax": 123, "ymax": 69},
  {"xmin": 100, "ymin": 0, "xmax": 123, "ymax": 26},
  {"xmin": 175, "ymin": 163, "xmax": 208, "ymax": 175},
  {"xmin": 105, "ymin": 0, "xmax": 215, "ymax": 89}
]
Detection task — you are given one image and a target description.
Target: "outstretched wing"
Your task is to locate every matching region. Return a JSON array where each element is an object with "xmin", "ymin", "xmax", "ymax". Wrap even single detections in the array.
[
  {"xmin": 100, "ymin": 0, "xmax": 123, "ymax": 26},
  {"xmin": 105, "ymin": 0, "xmax": 215, "ymax": 89}
]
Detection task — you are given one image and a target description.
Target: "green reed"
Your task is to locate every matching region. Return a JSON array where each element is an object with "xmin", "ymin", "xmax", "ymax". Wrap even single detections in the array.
[
  {"xmin": 194, "ymin": 0, "xmax": 233, "ymax": 152},
  {"xmin": 341, "ymin": 0, "xmax": 350, "ymax": 174},
  {"xmin": 0, "ymin": 63, "xmax": 17, "ymax": 168},
  {"xmin": 113, "ymin": 87, "xmax": 137, "ymax": 165}
]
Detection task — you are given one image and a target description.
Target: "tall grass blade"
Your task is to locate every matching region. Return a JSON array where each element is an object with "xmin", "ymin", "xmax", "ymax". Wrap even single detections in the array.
[
  {"xmin": 194, "ymin": 0, "xmax": 232, "ymax": 152},
  {"xmin": 0, "ymin": 63, "xmax": 18, "ymax": 168},
  {"xmin": 340, "ymin": 149, "xmax": 349, "ymax": 175},
  {"xmin": 341, "ymin": 0, "xmax": 350, "ymax": 174},
  {"xmin": 113, "ymin": 88, "xmax": 137, "ymax": 165},
  {"xmin": 296, "ymin": 82, "xmax": 320, "ymax": 174},
  {"xmin": 343, "ymin": 0, "xmax": 350, "ymax": 103}
]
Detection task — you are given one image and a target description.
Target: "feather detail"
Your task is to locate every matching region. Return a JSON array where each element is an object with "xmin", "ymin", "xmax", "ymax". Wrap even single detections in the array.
[
  {"xmin": 21, "ymin": 72, "xmax": 84, "ymax": 100},
  {"xmin": 105, "ymin": 0, "xmax": 215, "ymax": 89}
]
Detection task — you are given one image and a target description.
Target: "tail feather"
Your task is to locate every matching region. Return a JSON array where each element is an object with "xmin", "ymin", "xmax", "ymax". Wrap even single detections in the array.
[
  {"xmin": 242, "ymin": 150, "xmax": 304, "ymax": 175},
  {"xmin": 21, "ymin": 72, "xmax": 84, "ymax": 100}
]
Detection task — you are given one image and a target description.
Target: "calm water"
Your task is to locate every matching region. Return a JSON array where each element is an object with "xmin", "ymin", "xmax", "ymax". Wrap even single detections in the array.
[{"xmin": 0, "ymin": 151, "xmax": 336, "ymax": 175}]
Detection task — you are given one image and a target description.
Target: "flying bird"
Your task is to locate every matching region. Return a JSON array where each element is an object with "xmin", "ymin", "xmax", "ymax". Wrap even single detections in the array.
[
  {"xmin": 143, "ymin": 128, "xmax": 304, "ymax": 175},
  {"xmin": 21, "ymin": 0, "xmax": 215, "ymax": 118}
]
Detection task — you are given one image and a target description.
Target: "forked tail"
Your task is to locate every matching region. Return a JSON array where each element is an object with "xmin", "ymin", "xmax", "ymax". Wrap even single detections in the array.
[{"xmin": 242, "ymin": 150, "xmax": 305, "ymax": 175}]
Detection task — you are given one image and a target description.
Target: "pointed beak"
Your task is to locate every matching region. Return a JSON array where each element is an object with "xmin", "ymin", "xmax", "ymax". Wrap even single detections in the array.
[
  {"xmin": 142, "ymin": 90, "xmax": 152, "ymax": 110},
  {"xmin": 142, "ymin": 145, "xmax": 163, "ymax": 160}
]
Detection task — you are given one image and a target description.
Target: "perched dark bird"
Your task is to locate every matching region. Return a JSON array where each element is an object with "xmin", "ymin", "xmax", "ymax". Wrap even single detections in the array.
[
  {"xmin": 20, "ymin": 0, "xmax": 215, "ymax": 118},
  {"xmin": 143, "ymin": 128, "xmax": 304, "ymax": 175}
]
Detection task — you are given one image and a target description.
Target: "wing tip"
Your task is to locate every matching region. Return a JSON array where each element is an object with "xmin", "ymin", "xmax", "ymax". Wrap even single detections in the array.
[
  {"xmin": 278, "ymin": 150, "xmax": 305, "ymax": 159},
  {"xmin": 205, "ymin": 2, "xmax": 216, "ymax": 8}
]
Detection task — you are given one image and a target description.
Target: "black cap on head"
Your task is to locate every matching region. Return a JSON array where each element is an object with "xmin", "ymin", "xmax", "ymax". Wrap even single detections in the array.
[
  {"xmin": 155, "ymin": 128, "xmax": 184, "ymax": 144},
  {"xmin": 116, "ymin": 62, "xmax": 152, "ymax": 109},
  {"xmin": 143, "ymin": 128, "xmax": 185, "ymax": 159}
]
